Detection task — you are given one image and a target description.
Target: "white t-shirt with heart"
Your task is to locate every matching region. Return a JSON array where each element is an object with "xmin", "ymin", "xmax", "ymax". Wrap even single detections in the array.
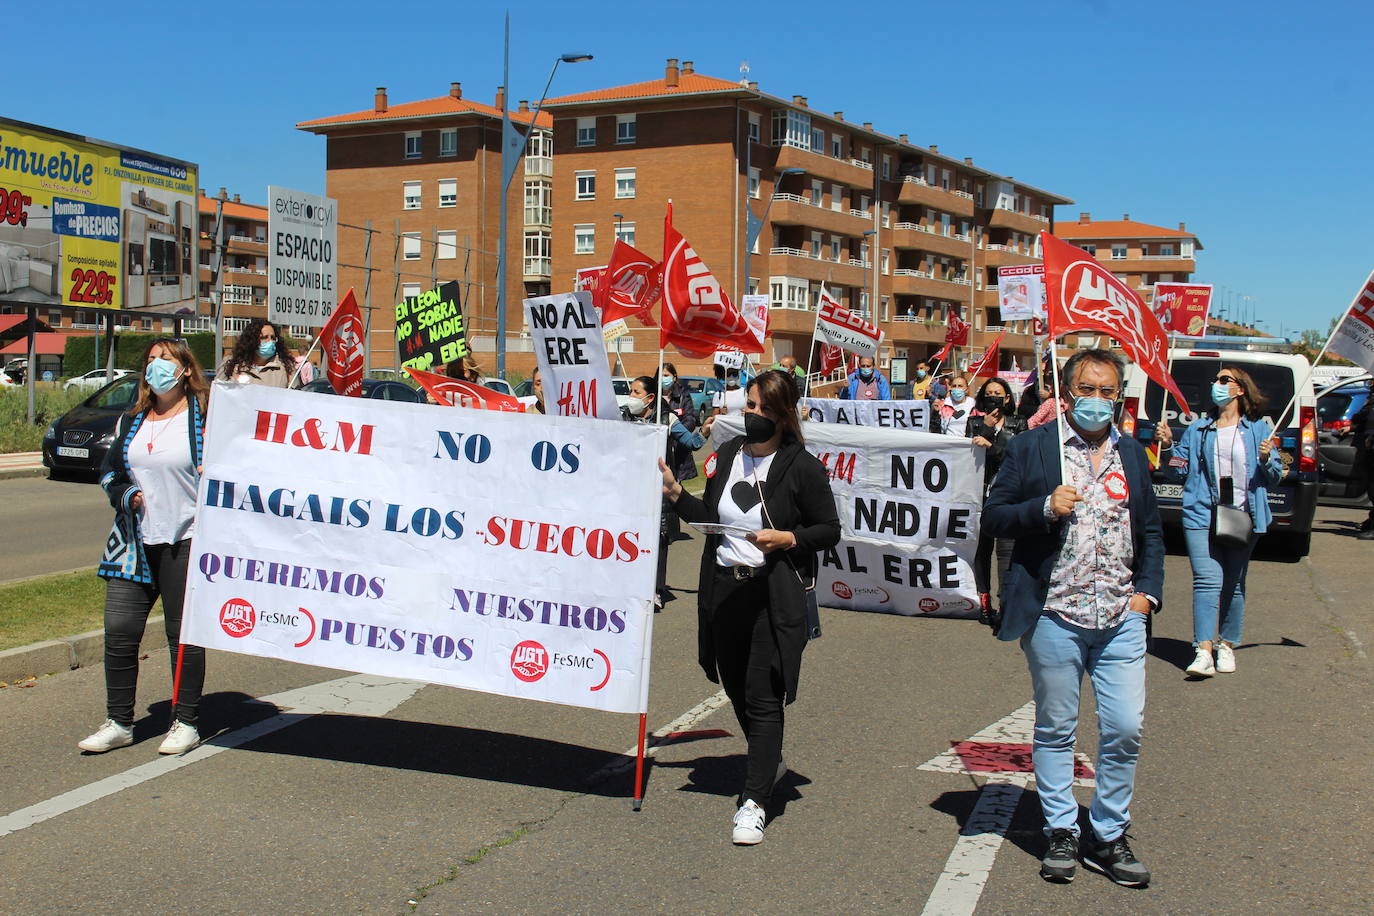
[{"xmin": 714, "ymin": 449, "xmax": 775, "ymax": 568}]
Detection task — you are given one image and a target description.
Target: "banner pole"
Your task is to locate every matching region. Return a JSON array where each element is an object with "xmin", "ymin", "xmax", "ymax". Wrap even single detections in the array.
[
  {"xmin": 1049, "ymin": 336, "xmax": 1069, "ymax": 485},
  {"xmin": 1272, "ymin": 275, "xmax": 1366, "ymax": 432},
  {"xmin": 169, "ymin": 642, "xmax": 186, "ymax": 732},
  {"xmin": 655, "ymin": 348, "xmax": 665, "ymax": 424},
  {"xmin": 804, "ymin": 296, "xmax": 822, "ymax": 384},
  {"xmin": 631, "ymin": 712, "xmax": 648, "ymax": 811},
  {"xmin": 289, "ymin": 335, "xmax": 324, "ymax": 388}
]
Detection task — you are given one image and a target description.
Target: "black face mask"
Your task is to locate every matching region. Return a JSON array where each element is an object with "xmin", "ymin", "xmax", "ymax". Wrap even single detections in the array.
[
  {"xmin": 744, "ymin": 412, "xmax": 777, "ymax": 444},
  {"xmin": 978, "ymin": 395, "xmax": 1006, "ymax": 414}
]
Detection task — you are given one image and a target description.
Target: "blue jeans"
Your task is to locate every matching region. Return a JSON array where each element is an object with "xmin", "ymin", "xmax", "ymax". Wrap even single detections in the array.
[
  {"xmin": 1022, "ymin": 611, "xmax": 1147, "ymax": 841},
  {"xmin": 1184, "ymin": 527, "xmax": 1255, "ymax": 647}
]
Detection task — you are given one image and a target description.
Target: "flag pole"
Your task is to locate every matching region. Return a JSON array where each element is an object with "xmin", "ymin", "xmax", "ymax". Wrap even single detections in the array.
[
  {"xmin": 1049, "ymin": 335, "xmax": 1069, "ymax": 485},
  {"xmin": 1272, "ymin": 272, "xmax": 1369, "ymax": 432},
  {"xmin": 656, "ymin": 348, "xmax": 665, "ymax": 424},
  {"xmin": 804, "ymin": 291, "xmax": 822, "ymax": 384},
  {"xmin": 289, "ymin": 334, "xmax": 324, "ymax": 388}
]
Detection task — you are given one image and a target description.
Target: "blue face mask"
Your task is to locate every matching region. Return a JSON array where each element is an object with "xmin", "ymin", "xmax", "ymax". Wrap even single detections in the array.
[
  {"xmin": 660, "ymin": 375, "xmax": 674, "ymax": 391},
  {"xmin": 916, "ymin": 369, "xmax": 927, "ymax": 380},
  {"xmin": 1211, "ymin": 382, "xmax": 1236, "ymax": 406},
  {"xmin": 145, "ymin": 357, "xmax": 182, "ymax": 395},
  {"xmin": 859, "ymin": 368, "xmax": 874, "ymax": 380},
  {"xmin": 950, "ymin": 388, "xmax": 967, "ymax": 403},
  {"xmin": 258, "ymin": 340, "xmax": 277, "ymax": 359},
  {"xmin": 1071, "ymin": 396, "xmax": 1115, "ymax": 433}
]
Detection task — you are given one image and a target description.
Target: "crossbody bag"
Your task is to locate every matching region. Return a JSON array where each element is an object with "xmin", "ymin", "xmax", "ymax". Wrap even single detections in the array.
[
  {"xmin": 1201, "ymin": 425, "xmax": 1252, "ymax": 549},
  {"xmin": 755, "ymin": 477, "xmax": 822, "ymax": 641}
]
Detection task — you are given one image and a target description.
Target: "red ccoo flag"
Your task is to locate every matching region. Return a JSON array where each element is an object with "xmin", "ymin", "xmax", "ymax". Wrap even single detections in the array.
[
  {"xmin": 660, "ymin": 202, "xmax": 763, "ymax": 358},
  {"xmin": 596, "ymin": 239, "xmax": 663, "ymax": 326},
  {"xmin": 1041, "ymin": 231, "xmax": 1187, "ymax": 406},
  {"xmin": 404, "ymin": 368, "xmax": 525, "ymax": 411},
  {"xmin": 966, "ymin": 329, "xmax": 1006, "ymax": 379},
  {"xmin": 319, "ymin": 288, "xmax": 365, "ymax": 397},
  {"xmin": 945, "ymin": 312, "xmax": 970, "ymax": 346}
]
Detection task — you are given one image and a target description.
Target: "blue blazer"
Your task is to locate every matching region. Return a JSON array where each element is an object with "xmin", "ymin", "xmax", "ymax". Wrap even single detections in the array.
[
  {"xmin": 982, "ymin": 422, "xmax": 1165, "ymax": 642},
  {"xmin": 1172, "ymin": 416, "xmax": 1283, "ymax": 533}
]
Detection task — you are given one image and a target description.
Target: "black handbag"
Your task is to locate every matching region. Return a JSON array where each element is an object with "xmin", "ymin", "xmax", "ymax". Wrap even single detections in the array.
[
  {"xmin": 1202, "ymin": 426, "xmax": 1253, "ymax": 550},
  {"xmin": 757, "ymin": 477, "xmax": 822, "ymax": 640}
]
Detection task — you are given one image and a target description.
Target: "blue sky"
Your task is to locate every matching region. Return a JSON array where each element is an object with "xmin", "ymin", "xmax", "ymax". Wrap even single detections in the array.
[{"xmin": 12, "ymin": 0, "xmax": 1370, "ymax": 337}]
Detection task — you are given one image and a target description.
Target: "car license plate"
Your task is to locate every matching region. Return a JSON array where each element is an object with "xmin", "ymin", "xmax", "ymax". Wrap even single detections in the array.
[
  {"xmin": 56, "ymin": 446, "xmax": 89, "ymax": 459},
  {"xmin": 1152, "ymin": 483, "xmax": 1183, "ymax": 499}
]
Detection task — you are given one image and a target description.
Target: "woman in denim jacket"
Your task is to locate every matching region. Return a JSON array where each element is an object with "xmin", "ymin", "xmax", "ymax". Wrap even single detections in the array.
[{"xmin": 1155, "ymin": 365, "xmax": 1283, "ymax": 678}]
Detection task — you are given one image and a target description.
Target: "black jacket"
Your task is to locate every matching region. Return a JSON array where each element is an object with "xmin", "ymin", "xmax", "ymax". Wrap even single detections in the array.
[
  {"xmin": 665, "ymin": 382, "xmax": 699, "ymax": 480},
  {"xmin": 672, "ymin": 436, "xmax": 841, "ymax": 703},
  {"xmin": 968, "ymin": 413, "xmax": 1027, "ymax": 490}
]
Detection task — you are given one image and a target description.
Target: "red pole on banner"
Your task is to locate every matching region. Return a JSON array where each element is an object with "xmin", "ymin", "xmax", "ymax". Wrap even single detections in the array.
[
  {"xmin": 169, "ymin": 642, "xmax": 186, "ymax": 730},
  {"xmin": 631, "ymin": 712, "xmax": 648, "ymax": 811}
]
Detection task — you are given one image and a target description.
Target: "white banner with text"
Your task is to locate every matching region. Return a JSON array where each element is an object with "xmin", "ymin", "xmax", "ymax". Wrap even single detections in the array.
[{"xmin": 801, "ymin": 397, "xmax": 931, "ymax": 432}]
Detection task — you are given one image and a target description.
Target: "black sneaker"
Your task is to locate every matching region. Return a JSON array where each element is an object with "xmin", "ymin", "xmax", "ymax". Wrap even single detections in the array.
[
  {"xmin": 1039, "ymin": 828, "xmax": 1078, "ymax": 883},
  {"xmin": 1082, "ymin": 830, "xmax": 1151, "ymax": 887},
  {"xmin": 1359, "ymin": 528, "xmax": 1374, "ymax": 541}
]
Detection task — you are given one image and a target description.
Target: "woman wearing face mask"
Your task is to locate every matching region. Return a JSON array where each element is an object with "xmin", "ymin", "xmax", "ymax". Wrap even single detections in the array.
[
  {"xmin": 529, "ymin": 367, "xmax": 546, "ymax": 414},
  {"xmin": 219, "ymin": 318, "xmax": 298, "ymax": 387},
  {"xmin": 1155, "ymin": 366, "xmax": 1282, "ymax": 678},
  {"xmin": 938, "ymin": 375, "xmax": 974, "ymax": 436},
  {"xmin": 969, "ymin": 377, "xmax": 1026, "ymax": 623},
  {"xmin": 660, "ymin": 370, "xmax": 840, "ymax": 846},
  {"xmin": 79, "ymin": 339, "xmax": 211, "ymax": 755},
  {"xmin": 626, "ymin": 375, "xmax": 706, "ymax": 608}
]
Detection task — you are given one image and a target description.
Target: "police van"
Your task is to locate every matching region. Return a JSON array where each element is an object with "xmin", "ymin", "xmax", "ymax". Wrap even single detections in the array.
[{"xmin": 1120, "ymin": 336, "xmax": 1319, "ymax": 556}]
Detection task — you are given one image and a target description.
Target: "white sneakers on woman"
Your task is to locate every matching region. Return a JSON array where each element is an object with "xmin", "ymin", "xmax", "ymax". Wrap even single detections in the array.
[
  {"xmin": 732, "ymin": 800, "xmax": 766, "ymax": 845},
  {"xmin": 77, "ymin": 719, "xmax": 133, "ymax": 753},
  {"xmin": 158, "ymin": 720, "xmax": 200, "ymax": 754},
  {"xmin": 1215, "ymin": 643, "xmax": 1237, "ymax": 673},
  {"xmin": 1186, "ymin": 648, "xmax": 1216, "ymax": 678}
]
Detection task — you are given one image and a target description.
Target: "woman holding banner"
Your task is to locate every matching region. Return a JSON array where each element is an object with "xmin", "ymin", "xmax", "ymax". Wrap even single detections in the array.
[
  {"xmin": 78, "ymin": 339, "xmax": 210, "ymax": 755},
  {"xmin": 969, "ymin": 377, "xmax": 1026, "ymax": 625},
  {"xmin": 660, "ymin": 370, "xmax": 841, "ymax": 846},
  {"xmin": 1154, "ymin": 366, "xmax": 1282, "ymax": 678},
  {"xmin": 219, "ymin": 318, "xmax": 299, "ymax": 387},
  {"xmin": 937, "ymin": 375, "xmax": 975, "ymax": 436}
]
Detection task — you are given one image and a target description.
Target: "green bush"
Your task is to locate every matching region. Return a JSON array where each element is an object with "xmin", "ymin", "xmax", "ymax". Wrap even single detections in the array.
[
  {"xmin": 62, "ymin": 332, "xmax": 217, "ymax": 377},
  {"xmin": 0, "ymin": 385, "xmax": 87, "ymax": 453}
]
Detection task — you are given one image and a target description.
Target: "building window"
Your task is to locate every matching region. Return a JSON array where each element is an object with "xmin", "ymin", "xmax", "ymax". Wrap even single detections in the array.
[
  {"xmin": 811, "ymin": 127, "xmax": 825, "ymax": 153},
  {"xmin": 576, "ymin": 117, "xmax": 596, "ymax": 146},
  {"xmin": 771, "ymin": 108, "xmax": 812, "ymax": 150},
  {"xmin": 881, "ymin": 249, "xmax": 890, "ymax": 274},
  {"xmin": 748, "ymin": 167, "xmax": 760, "ymax": 199},
  {"xmin": 438, "ymin": 178, "xmax": 457, "ymax": 208},
  {"xmin": 575, "ymin": 171, "xmax": 596, "ymax": 200},
  {"xmin": 830, "ymin": 239, "xmax": 841, "ymax": 261},
  {"xmin": 1181, "ymin": 239, "xmax": 1195, "ymax": 258},
  {"xmin": 1081, "ymin": 243, "xmax": 1096, "ymax": 255},
  {"xmin": 439, "ymin": 129, "xmax": 457, "ymax": 157},
  {"xmin": 881, "ymin": 202, "xmax": 890, "ymax": 228},
  {"xmin": 403, "ymin": 181, "xmax": 422, "ymax": 210},
  {"xmin": 524, "ymin": 181, "xmax": 551, "ymax": 225},
  {"xmin": 882, "ymin": 155, "xmax": 892, "ymax": 180},
  {"xmin": 403, "ymin": 282, "xmax": 421, "ymax": 299},
  {"xmin": 223, "ymin": 284, "xmax": 253, "ymax": 305},
  {"xmin": 748, "ymin": 113, "xmax": 760, "ymax": 143},
  {"xmin": 574, "ymin": 224, "xmax": 595, "ymax": 254},
  {"xmin": 616, "ymin": 114, "xmax": 636, "ymax": 144},
  {"xmin": 404, "ymin": 132, "xmax": 421, "ymax": 159},
  {"xmin": 615, "ymin": 221, "xmax": 636, "ymax": 246},
  {"xmin": 614, "ymin": 168, "xmax": 636, "ymax": 199},
  {"xmin": 769, "ymin": 276, "xmax": 809, "ymax": 309},
  {"xmin": 831, "ymin": 134, "xmax": 842, "ymax": 158},
  {"xmin": 831, "ymin": 184, "xmax": 843, "ymax": 212},
  {"xmin": 527, "ymin": 130, "xmax": 552, "ymax": 158},
  {"xmin": 1111, "ymin": 244, "xmax": 1127, "ymax": 259},
  {"xmin": 436, "ymin": 230, "xmax": 457, "ymax": 260},
  {"xmin": 1160, "ymin": 244, "xmax": 1175, "ymax": 257},
  {"xmin": 810, "ymin": 180, "xmax": 823, "ymax": 206},
  {"xmin": 402, "ymin": 233, "xmax": 421, "ymax": 260},
  {"xmin": 881, "ymin": 296, "xmax": 890, "ymax": 322},
  {"xmin": 524, "ymin": 231, "xmax": 551, "ymax": 276}
]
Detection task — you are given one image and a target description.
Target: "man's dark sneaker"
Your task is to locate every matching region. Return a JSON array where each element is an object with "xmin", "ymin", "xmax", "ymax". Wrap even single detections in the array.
[
  {"xmin": 1082, "ymin": 831, "xmax": 1151, "ymax": 887},
  {"xmin": 1039, "ymin": 828, "xmax": 1078, "ymax": 882},
  {"xmin": 1358, "ymin": 528, "xmax": 1374, "ymax": 541}
]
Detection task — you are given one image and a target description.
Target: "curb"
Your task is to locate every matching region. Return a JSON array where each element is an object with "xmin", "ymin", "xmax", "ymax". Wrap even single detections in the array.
[
  {"xmin": 0, "ymin": 466, "xmax": 48, "ymax": 481},
  {"xmin": 0, "ymin": 615, "xmax": 167, "ymax": 683}
]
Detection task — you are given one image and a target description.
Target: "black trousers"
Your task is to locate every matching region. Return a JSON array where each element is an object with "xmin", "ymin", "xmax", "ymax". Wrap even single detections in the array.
[
  {"xmin": 656, "ymin": 504, "xmax": 679, "ymax": 593},
  {"xmin": 973, "ymin": 533, "xmax": 1014, "ymax": 597},
  {"xmin": 103, "ymin": 539, "xmax": 205, "ymax": 727},
  {"xmin": 710, "ymin": 568, "xmax": 785, "ymax": 808}
]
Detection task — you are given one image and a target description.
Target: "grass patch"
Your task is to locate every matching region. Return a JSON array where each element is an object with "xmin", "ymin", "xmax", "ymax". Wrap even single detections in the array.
[
  {"xmin": 0, "ymin": 385, "xmax": 87, "ymax": 453},
  {"xmin": 0, "ymin": 570, "xmax": 151, "ymax": 651}
]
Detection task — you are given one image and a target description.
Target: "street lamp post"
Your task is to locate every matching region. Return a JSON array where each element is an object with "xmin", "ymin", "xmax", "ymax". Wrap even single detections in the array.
[
  {"xmin": 495, "ymin": 16, "xmax": 591, "ymax": 379},
  {"xmin": 742, "ymin": 166, "xmax": 805, "ymax": 301}
]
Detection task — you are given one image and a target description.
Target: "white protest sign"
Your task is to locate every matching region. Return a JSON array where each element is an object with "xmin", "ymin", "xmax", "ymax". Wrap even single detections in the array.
[
  {"xmin": 525, "ymin": 292, "xmax": 620, "ymax": 420},
  {"xmin": 184, "ymin": 383, "xmax": 665, "ymax": 715},
  {"xmin": 713, "ymin": 349, "xmax": 747, "ymax": 370},
  {"xmin": 801, "ymin": 397, "xmax": 931, "ymax": 432},
  {"xmin": 268, "ymin": 185, "xmax": 338, "ymax": 328},
  {"xmin": 713, "ymin": 415, "xmax": 982, "ymax": 618},
  {"xmin": 1327, "ymin": 270, "xmax": 1374, "ymax": 374},
  {"xmin": 997, "ymin": 264, "xmax": 1045, "ymax": 323},
  {"xmin": 741, "ymin": 293, "xmax": 770, "ymax": 346}
]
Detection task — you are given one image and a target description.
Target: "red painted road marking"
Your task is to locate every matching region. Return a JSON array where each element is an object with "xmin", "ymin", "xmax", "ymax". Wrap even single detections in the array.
[{"xmin": 950, "ymin": 740, "xmax": 1095, "ymax": 780}]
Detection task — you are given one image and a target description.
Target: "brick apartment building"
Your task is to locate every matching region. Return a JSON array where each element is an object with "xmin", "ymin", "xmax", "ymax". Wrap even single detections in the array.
[
  {"xmin": 1054, "ymin": 212, "xmax": 1203, "ymax": 308},
  {"xmin": 297, "ymin": 61, "xmax": 1071, "ymax": 379}
]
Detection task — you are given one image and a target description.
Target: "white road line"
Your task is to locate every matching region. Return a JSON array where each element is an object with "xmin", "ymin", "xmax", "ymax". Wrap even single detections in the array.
[
  {"xmin": 0, "ymin": 674, "xmax": 423, "ymax": 838},
  {"xmin": 920, "ymin": 776, "xmax": 1029, "ymax": 916},
  {"xmin": 589, "ymin": 689, "xmax": 732, "ymax": 786}
]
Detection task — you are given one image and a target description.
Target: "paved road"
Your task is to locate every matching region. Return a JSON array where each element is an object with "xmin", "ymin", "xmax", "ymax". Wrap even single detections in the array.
[
  {"xmin": 1, "ymin": 507, "xmax": 1370, "ymax": 914},
  {"xmin": 0, "ymin": 475, "xmax": 109, "ymax": 582}
]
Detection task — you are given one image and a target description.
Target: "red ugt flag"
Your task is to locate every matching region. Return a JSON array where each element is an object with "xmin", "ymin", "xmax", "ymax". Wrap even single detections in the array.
[
  {"xmin": 945, "ymin": 312, "xmax": 970, "ymax": 346},
  {"xmin": 319, "ymin": 288, "xmax": 365, "ymax": 398},
  {"xmin": 660, "ymin": 202, "xmax": 763, "ymax": 358},
  {"xmin": 1041, "ymin": 231, "xmax": 1187, "ymax": 406},
  {"xmin": 967, "ymin": 329, "xmax": 1006, "ymax": 379},
  {"xmin": 596, "ymin": 239, "xmax": 663, "ymax": 326},
  {"xmin": 405, "ymin": 368, "xmax": 524, "ymax": 411},
  {"xmin": 818, "ymin": 342, "xmax": 844, "ymax": 374}
]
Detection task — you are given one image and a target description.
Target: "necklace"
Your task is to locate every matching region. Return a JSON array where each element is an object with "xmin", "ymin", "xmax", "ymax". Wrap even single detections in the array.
[{"xmin": 144, "ymin": 402, "xmax": 186, "ymax": 454}]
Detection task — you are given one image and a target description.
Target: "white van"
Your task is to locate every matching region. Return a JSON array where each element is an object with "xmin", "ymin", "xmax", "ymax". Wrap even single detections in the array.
[{"xmin": 1120, "ymin": 336, "xmax": 1319, "ymax": 555}]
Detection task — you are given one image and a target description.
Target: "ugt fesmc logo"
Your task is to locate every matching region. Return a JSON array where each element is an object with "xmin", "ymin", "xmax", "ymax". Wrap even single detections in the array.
[
  {"xmin": 253, "ymin": 411, "xmax": 376, "ymax": 455},
  {"xmin": 510, "ymin": 640, "xmax": 549, "ymax": 682},
  {"xmin": 218, "ymin": 598, "xmax": 317, "ymax": 647}
]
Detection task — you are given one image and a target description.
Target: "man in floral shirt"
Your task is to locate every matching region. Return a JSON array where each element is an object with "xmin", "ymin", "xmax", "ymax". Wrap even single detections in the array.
[{"xmin": 983, "ymin": 349, "xmax": 1164, "ymax": 888}]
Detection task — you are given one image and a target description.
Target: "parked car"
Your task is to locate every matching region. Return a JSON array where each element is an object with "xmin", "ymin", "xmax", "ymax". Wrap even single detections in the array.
[
  {"xmin": 301, "ymin": 378, "xmax": 422, "ymax": 401},
  {"xmin": 63, "ymin": 368, "xmax": 134, "ymax": 393},
  {"xmin": 4, "ymin": 358, "xmax": 27, "ymax": 383},
  {"xmin": 678, "ymin": 375, "xmax": 725, "ymax": 420},
  {"xmin": 1316, "ymin": 374, "xmax": 1371, "ymax": 508},
  {"xmin": 1122, "ymin": 337, "xmax": 1320, "ymax": 556},
  {"xmin": 43, "ymin": 373, "xmax": 142, "ymax": 479}
]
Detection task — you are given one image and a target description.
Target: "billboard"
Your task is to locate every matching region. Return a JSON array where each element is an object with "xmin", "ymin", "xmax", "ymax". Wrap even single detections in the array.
[
  {"xmin": 268, "ymin": 185, "xmax": 338, "ymax": 327},
  {"xmin": 0, "ymin": 117, "xmax": 198, "ymax": 312}
]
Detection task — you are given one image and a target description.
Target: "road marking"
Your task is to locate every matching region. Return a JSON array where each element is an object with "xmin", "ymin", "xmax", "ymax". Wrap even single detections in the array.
[
  {"xmin": 0, "ymin": 674, "xmax": 422, "ymax": 838},
  {"xmin": 917, "ymin": 702, "xmax": 1095, "ymax": 916},
  {"xmin": 590, "ymin": 689, "xmax": 732, "ymax": 786}
]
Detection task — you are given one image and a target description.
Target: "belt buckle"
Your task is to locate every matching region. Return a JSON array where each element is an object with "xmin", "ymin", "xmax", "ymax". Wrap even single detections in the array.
[{"xmin": 732, "ymin": 566, "xmax": 754, "ymax": 581}]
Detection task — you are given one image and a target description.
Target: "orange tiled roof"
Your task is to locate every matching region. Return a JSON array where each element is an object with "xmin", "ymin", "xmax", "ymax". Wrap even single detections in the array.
[
  {"xmin": 545, "ymin": 73, "xmax": 746, "ymax": 105},
  {"xmin": 199, "ymin": 195, "xmax": 267, "ymax": 220},
  {"xmin": 1057, "ymin": 219, "xmax": 1200, "ymax": 245},
  {"xmin": 297, "ymin": 95, "xmax": 550, "ymax": 131}
]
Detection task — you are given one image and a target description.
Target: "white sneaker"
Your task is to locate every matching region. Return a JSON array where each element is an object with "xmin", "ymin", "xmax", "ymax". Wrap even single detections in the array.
[
  {"xmin": 1215, "ymin": 643, "xmax": 1236, "ymax": 673},
  {"xmin": 78, "ymin": 719, "xmax": 133, "ymax": 753},
  {"xmin": 158, "ymin": 720, "xmax": 200, "ymax": 755},
  {"xmin": 732, "ymin": 799, "xmax": 766, "ymax": 845},
  {"xmin": 1186, "ymin": 647, "xmax": 1216, "ymax": 678}
]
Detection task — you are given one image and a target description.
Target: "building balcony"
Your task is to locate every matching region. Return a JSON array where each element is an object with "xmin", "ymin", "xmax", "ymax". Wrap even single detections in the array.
[
  {"xmin": 884, "ymin": 318, "xmax": 953, "ymax": 346},
  {"xmin": 1107, "ymin": 256, "xmax": 1195, "ymax": 274},
  {"xmin": 986, "ymin": 205, "xmax": 1048, "ymax": 235},
  {"xmin": 979, "ymin": 244, "xmax": 1040, "ymax": 268},
  {"xmin": 891, "ymin": 222, "xmax": 974, "ymax": 258},
  {"xmin": 524, "ymin": 258, "xmax": 552, "ymax": 280},
  {"xmin": 764, "ymin": 306, "xmax": 821, "ymax": 336},
  {"xmin": 525, "ymin": 156, "xmax": 553, "ymax": 178},
  {"xmin": 891, "ymin": 269, "xmax": 972, "ymax": 302},
  {"xmin": 769, "ymin": 194, "xmax": 873, "ymax": 236},
  {"xmin": 766, "ymin": 248, "xmax": 868, "ymax": 287},
  {"xmin": 775, "ymin": 144, "xmax": 880, "ymax": 190},
  {"xmin": 896, "ymin": 176, "xmax": 975, "ymax": 217}
]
